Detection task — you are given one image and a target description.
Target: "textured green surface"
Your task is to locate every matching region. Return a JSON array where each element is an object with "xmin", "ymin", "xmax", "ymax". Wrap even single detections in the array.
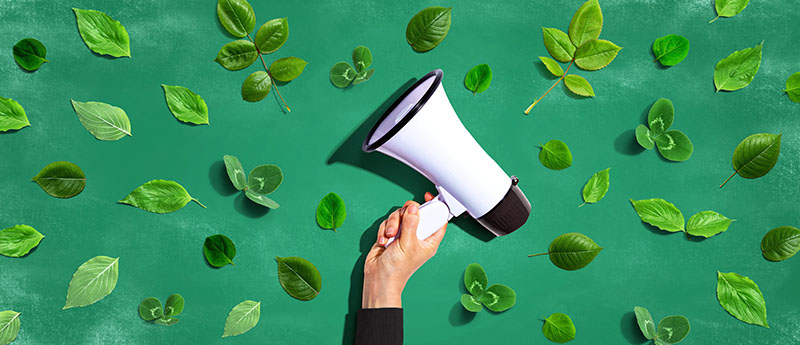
[{"xmin": 1, "ymin": 0, "xmax": 798, "ymax": 344}]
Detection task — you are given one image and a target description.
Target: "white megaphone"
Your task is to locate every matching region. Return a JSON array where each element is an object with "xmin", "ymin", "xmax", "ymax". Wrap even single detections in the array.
[{"xmin": 363, "ymin": 69, "xmax": 531, "ymax": 245}]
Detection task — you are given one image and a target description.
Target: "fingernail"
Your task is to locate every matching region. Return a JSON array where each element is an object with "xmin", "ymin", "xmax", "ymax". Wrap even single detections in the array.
[
  {"xmin": 379, "ymin": 236, "xmax": 387, "ymax": 245},
  {"xmin": 386, "ymin": 227, "xmax": 395, "ymax": 237},
  {"xmin": 408, "ymin": 204, "xmax": 418, "ymax": 214}
]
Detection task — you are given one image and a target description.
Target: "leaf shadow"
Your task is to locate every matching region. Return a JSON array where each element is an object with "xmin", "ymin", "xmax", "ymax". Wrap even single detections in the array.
[
  {"xmin": 233, "ymin": 192, "xmax": 270, "ymax": 218},
  {"xmin": 620, "ymin": 311, "xmax": 649, "ymax": 344},
  {"xmin": 640, "ymin": 221, "xmax": 673, "ymax": 236},
  {"xmin": 449, "ymin": 269, "xmax": 477, "ymax": 325},
  {"xmin": 209, "ymin": 160, "xmax": 238, "ymax": 196},
  {"xmin": 15, "ymin": 62, "xmax": 37, "ymax": 74},
  {"xmin": 534, "ymin": 61, "xmax": 559, "ymax": 80},
  {"xmin": 614, "ymin": 129, "xmax": 645, "ymax": 156}
]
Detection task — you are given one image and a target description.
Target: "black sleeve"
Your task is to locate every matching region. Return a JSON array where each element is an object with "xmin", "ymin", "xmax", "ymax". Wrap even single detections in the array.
[{"xmin": 354, "ymin": 308, "xmax": 403, "ymax": 345}]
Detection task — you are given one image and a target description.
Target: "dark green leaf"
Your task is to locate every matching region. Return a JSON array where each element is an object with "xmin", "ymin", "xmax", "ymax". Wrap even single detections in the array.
[
  {"xmin": 245, "ymin": 189, "xmax": 280, "ymax": 209},
  {"xmin": 542, "ymin": 27, "xmax": 576, "ymax": 63},
  {"xmin": 686, "ymin": 211, "xmax": 733, "ymax": 238},
  {"xmin": 0, "ymin": 311, "xmax": 20, "ymax": 345},
  {"xmin": 119, "ymin": 180, "xmax": 204, "ymax": 213},
  {"xmin": 223, "ymin": 155, "xmax": 247, "ymax": 190},
  {"xmin": 634, "ymin": 306, "xmax": 656, "ymax": 340},
  {"xmin": 255, "ymin": 18, "xmax": 288, "ymax": 54},
  {"xmin": 269, "ymin": 57, "xmax": 307, "ymax": 82},
  {"xmin": 479, "ymin": 284, "xmax": 516, "ymax": 312},
  {"xmin": 13, "ymin": 38, "xmax": 48, "ymax": 71},
  {"xmin": 568, "ymin": 0, "xmax": 603, "ymax": 48},
  {"xmin": 652, "ymin": 34, "xmax": 689, "ymax": 66},
  {"xmin": 352, "ymin": 46, "xmax": 373, "ymax": 73},
  {"xmin": 222, "ymin": 300, "xmax": 260, "ymax": 337},
  {"xmin": 563, "ymin": 75, "xmax": 594, "ymax": 97},
  {"xmin": 72, "ymin": 8, "xmax": 130, "ymax": 57},
  {"xmin": 162, "ymin": 85, "xmax": 209, "ymax": 125},
  {"xmin": 204, "ymin": 234, "xmax": 236, "ymax": 267},
  {"xmin": 760, "ymin": 226, "xmax": 800, "ymax": 262},
  {"xmin": 164, "ymin": 294, "xmax": 184, "ymax": 317},
  {"xmin": 647, "ymin": 98, "xmax": 674, "ymax": 136},
  {"xmin": 656, "ymin": 315, "xmax": 690, "ymax": 344},
  {"xmin": 330, "ymin": 62, "xmax": 357, "ymax": 88},
  {"xmin": 138, "ymin": 297, "xmax": 163, "ymax": 321},
  {"xmin": 545, "ymin": 232, "xmax": 602, "ymax": 271},
  {"xmin": 316, "ymin": 192, "xmax": 346, "ymax": 230},
  {"xmin": 582, "ymin": 168, "xmax": 610, "ymax": 204},
  {"xmin": 655, "ymin": 130, "xmax": 693, "ymax": 162},
  {"xmin": 542, "ymin": 312, "xmax": 576, "ymax": 343},
  {"xmin": 214, "ymin": 40, "xmax": 258, "ymax": 71},
  {"xmin": 352, "ymin": 69, "xmax": 374, "ymax": 86},
  {"xmin": 464, "ymin": 263, "xmax": 488, "ymax": 296},
  {"xmin": 538, "ymin": 140, "xmax": 572, "ymax": 170},
  {"xmin": 714, "ymin": 41, "xmax": 763, "ymax": 92},
  {"xmin": 464, "ymin": 64, "xmax": 492, "ymax": 94},
  {"xmin": 0, "ymin": 225, "xmax": 44, "ymax": 258},
  {"xmin": 405, "ymin": 6, "xmax": 452, "ymax": 52},
  {"xmin": 716, "ymin": 271, "xmax": 768, "ymax": 327},
  {"xmin": 276, "ymin": 256, "xmax": 322, "ymax": 301},
  {"xmin": 539, "ymin": 56, "xmax": 564, "ymax": 77},
  {"xmin": 241, "ymin": 71, "xmax": 272, "ymax": 102},
  {"xmin": 32, "ymin": 161, "xmax": 86, "ymax": 198},
  {"xmin": 630, "ymin": 198, "xmax": 684, "ymax": 232},
  {"xmin": 727, "ymin": 133, "xmax": 781, "ymax": 184},
  {"xmin": 460, "ymin": 294, "xmax": 482, "ymax": 312},
  {"xmin": 574, "ymin": 39, "xmax": 621, "ymax": 71},
  {"xmin": 70, "ymin": 100, "xmax": 132, "ymax": 141},
  {"xmin": 216, "ymin": 0, "xmax": 256, "ymax": 38},
  {"xmin": 247, "ymin": 164, "xmax": 283, "ymax": 194},
  {"xmin": 784, "ymin": 72, "xmax": 800, "ymax": 103},
  {"xmin": 635, "ymin": 124, "xmax": 655, "ymax": 150},
  {"xmin": 0, "ymin": 97, "xmax": 29, "ymax": 132}
]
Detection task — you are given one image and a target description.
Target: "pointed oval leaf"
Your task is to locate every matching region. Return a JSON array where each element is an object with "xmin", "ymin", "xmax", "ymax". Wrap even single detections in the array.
[
  {"xmin": 479, "ymin": 284, "xmax": 516, "ymax": 312},
  {"xmin": 269, "ymin": 57, "xmax": 307, "ymax": 82},
  {"xmin": 568, "ymin": 0, "xmax": 603, "ymax": 48},
  {"xmin": 0, "ymin": 97, "xmax": 30, "ymax": 132},
  {"xmin": 548, "ymin": 232, "xmax": 603, "ymax": 271},
  {"xmin": 716, "ymin": 271, "xmax": 768, "ymax": 327},
  {"xmin": 630, "ymin": 198, "xmax": 684, "ymax": 232},
  {"xmin": 574, "ymin": 39, "xmax": 621, "ymax": 71},
  {"xmin": 686, "ymin": 211, "xmax": 733, "ymax": 238},
  {"xmin": 154, "ymin": 316, "xmax": 180, "ymax": 326},
  {"xmin": 13, "ymin": 38, "xmax": 48, "ymax": 71},
  {"xmin": 222, "ymin": 300, "xmax": 261, "ymax": 337},
  {"xmin": 316, "ymin": 192, "xmax": 346, "ymax": 230},
  {"xmin": 164, "ymin": 294, "xmax": 185, "ymax": 317},
  {"xmin": 634, "ymin": 306, "xmax": 656, "ymax": 340},
  {"xmin": 352, "ymin": 69, "xmax": 375, "ymax": 86},
  {"xmin": 241, "ymin": 71, "xmax": 272, "ymax": 102},
  {"xmin": 247, "ymin": 164, "xmax": 283, "ymax": 194},
  {"xmin": 276, "ymin": 256, "xmax": 322, "ymax": 301},
  {"xmin": 563, "ymin": 75, "xmax": 595, "ymax": 97},
  {"xmin": 785, "ymin": 72, "xmax": 800, "ymax": 103},
  {"xmin": 352, "ymin": 46, "xmax": 373, "ymax": 73},
  {"xmin": 582, "ymin": 168, "xmax": 610, "ymax": 204},
  {"xmin": 0, "ymin": 225, "xmax": 44, "ymax": 258},
  {"xmin": 138, "ymin": 297, "xmax": 163, "ymax": 321},
  {"xmin": 32, "ymin": 161, "xmax": 86, "ymax": 198},
  {"xmin": 162, "ymin": 85, "xmax": 208, "ymax": 125},
  {"xmin": 204, "ymin": 234, "xmax": 236, "ymax": 267},
  {"xmin": 538, "ymin": 140, "xmax": 572, "ymax": 170},
  {"xmin": 715, "ymin": 0, "xmax": 751, "ymax": 18},
  {"xmin": 656, "ymin": 130, "xmax": 693, "ymax": 162},
  {"xmin": 223, "ymin": 155, "xmax": 247, "ymax": 190},
  {"xmin": 647, "ymin": 98, "xmax": 674, "ymax": 136},
  {"xmin": 216, "ymin": 0, "xmax": 255, "ymax": 38},
  {"xmin": 214, "ymin": 40, "xmax": 258, "ymax": 71},
  {"xmin": 119, "ymin": 180, "xmax": 202, "ymax": 214},
  {"xmin": 71, "ymin": 100, "xmax": 131, "ymax": 141},
  {"xmin": 656, "ymin": 315, "xmax": 690, "ymax": 344},
  {"xmin": 731, "ymin": 133, "xmax": 781, "ymax": 180},
  {"xmin": 330, "ymin": 62, "xmax": 357, "ymax": 88},
  {"xmin": 760, "ymin": 226, "xmax": 800, "ymax": 262},
  {"xmin": 542, "ymin": 312, "xmax": 576, "ymax": 343},
  {"xmin": 406, "ymin": 6, "xmax": 452, "ymax": 52},
  {"xmin": 245, "ymin": 189, "xmax": 280, "ymax": 209},
  {"xmin": 64, "ymin": 255, "xmax": 119, "ymax": 309},
  {"xmin": 542, "ymin": 27, "xmax": 576, "ymax": 63},
  {"xmin": 460, "ymin": 294, "xmax": 483, "ymax": 312},
  {"xmin": 539, "ymin": 56, "xmax": 564, "ymax": 77},
  {"xmin": 714, "ymin": 41, "xmax": 763, "ymax": 92},
  {"xmin": 464, "ymin": 64, "xmax": 492, "ymax": 94},
  {"xmin": 72, "ymin": 8, "xmax": 130, "ymax": 57},
  {"xmin": 0, "ymin": 311, "xmax": 21, "ymax": 345},
  {"xmin": 652, "ymin": 34, "xmax": 689, "ymax": 67},
  {"xmin": 635, "ymin": 124, "xmax": 655, "ymax": 150},
  {"xmin": 255, "ymin": 18, "xmax": 288, "ymax": 54},
  {"xmin": 464, "ymin": 263, "xmax": 488, "ymax": 296}
]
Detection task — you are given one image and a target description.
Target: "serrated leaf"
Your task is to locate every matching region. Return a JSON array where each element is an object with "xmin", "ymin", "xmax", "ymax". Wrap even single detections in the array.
[
  {"xmin": 352, "ymin": 46, "xmax": 372, "ymax": 73},
  {"xmin": 72, "ymin": 8, "xmax": 130, "ymax": 57},
  {"xmin": 245, "ymin": 189, "xmax": 280, "ymax": 209},
  {"xmin": 630, "ymin": 198, "xmax": 684, "ymax": 232},
  {"xmin": 241, "ymin": 71, "xmax": 272, "ymax": 102},
  {"xmin": 204, "ymin": 234, "xmax": 236, "ymax": 267},
  {"xmin": 543, "ymin": 232, "xmax": 603, "ymax": 271},
  {"xmin": 162, "ymin": 85, "xmax": 209, "ymax": 125},
  {"xmin": 70, "ymin": 100, "xmax": 131, "ymax": 141},
  {"xmin": 216, "ymin": 0, "xmax": 255, "ymax": 38},
  {"xmin": 464, "ymin": 64, "xmax": 492, "ymax": 95},
  {"xmin": 542, "ymin": 27, "xmax": 576, "ymax": 63},
  {"xmin": 716, "ymin": 271, "xmax": 768, "ymax": 327},
  {"xmin": 214, "ymin": 40, "xmax": 258, "ymax": 71},
  {"xmin": 784, "ymin": 72, "xmax": 800, "ymax": 103},
  {"xmin": 63, "ymin": 256, "xmax": 119, "ymax": 309},
  {"xmin": 635, "ymin": 124, "xmax": 655, "ymax": 150},
  {"xmin": 406, "ymin": 6, "xmax": 452, "ymax": 52},
  {"xmin": 723, "ymin": 133, "xmax": 781, "ymax": 187},
  {"xmin": 760, "ymin": 226, "xmax": 800, "ymax": 262},
  {"xmin": 542, "ymin": 312, "xmax": 576, "ymax": 343},
  {"xmin": 652, "ymin": 34, "xmax": 689, "ymax": 67},
  {"xmin": 223, "ymin": 155, "xmax": 247, "ymax": 190},
  {"xmin": 164, "ymin": 294, "xmax": 184, "ymax": 317},
  {"xmin": 647, "ymin": 98, "xmax": 674, "ymax": 136},
  {"xmin": 316, "ymin": 192, "xmax": 346, "ymax": 230},
  {"xmin": 0, "ymin": 311, "xmax": 21, "ymax": 345},
  {"xmin": 269, "ymin": 57, "xmax": 307, "ymax": 82},
  {"xmin": 138, "ymin": 297, "xmax": 163, "ymax": 321},
  {"xmin": 13, "ymin": 38, "xmax": 48, "ymax": 71},
  {"xmin": 119, "ymin": 180, "xmax": 204, "ymax": 214},
  {"xmin": 464, "ymin": 263, "xmax": 488, "ymax": 296},
  {"xmin": 563, "ymin": 75, "xmax": 595, "ymax": 97},
  {"xmin": 568, "ymin": 0, "xmax": 603, "ymax": 48},
  {"xmin": 352, "ymin": 69, "xmax": 374, "ymax": 86},
  {"xmin": 539, "ymin": 56, "xmax": 564, "ymax": 77},
  {"xmin": 714, "ymin": 41, "xmax": 763, "ymax": 92},
  {"xmin": 276, "ymin": 256, "xmax": 322, "ymax": 301},
  {"xmin": 634, "ymin": 306, "xmax": 656, "ymax": 340},
  {"xmin": 538, "ymin": 140, "xmax": 572, "ymax": 170},
  {"xmin": 330, "ymin": 62, "xmax": 357, "ymax": 88},
  {"xmin": 255, "ymin": 18, "xmax": 288, "ymax": 54},
  {"xmin": 656, "ymin": 315, "xmax": 690, "ymax": 344},
  {"xmin": 582, "ymin": 168, "xmax": 610, "ymax": 204},
  {"xmin": 0, "ymin": 97, "xmax": 29, "ymax": 132},
  {"xmin": 686, "ymin": 211, "xmax": 733, "ymax": 238},
  {"xmin": 222, "ymin": 300, "xmax": 261, "ymax": 337},
  {"xmin": 655, "ymin": 130, "xmax": 693, "ymax": 162},
  {"xmin": 479, "ymin": 284, "xmax": 516, "ymax": 312},
  {"xmin": 32, "ymin": 161, "xmax": 86, "ymax": 198},
  {"xmin": 0, "ymin": 225, "xmax": 44, "ymax": 258},
  {"xmin": 460, "ymin": 294, "xmax": 482, "ymax": 312},
  {"xmin": 247, "ymin": 164, "xmax": 283, "ymax": 194},
  {"xmin": 574, "ymin": 39, "xmax": 621, "ymax": 70}
]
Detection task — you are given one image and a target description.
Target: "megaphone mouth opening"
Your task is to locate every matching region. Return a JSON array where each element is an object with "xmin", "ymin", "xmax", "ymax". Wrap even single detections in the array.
[{"xmin": 362, "ymin": 69, "xmax": 444, "ymax": 152}]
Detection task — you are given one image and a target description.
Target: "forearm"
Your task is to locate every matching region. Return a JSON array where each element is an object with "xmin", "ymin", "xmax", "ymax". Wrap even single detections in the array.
[{"xmin": 362, "ymin": 275, "xmax": 406, "ymax": 308}]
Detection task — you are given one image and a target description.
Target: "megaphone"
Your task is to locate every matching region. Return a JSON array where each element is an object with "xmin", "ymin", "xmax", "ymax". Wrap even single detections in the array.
[{"xmin": 363, "ymin": 69, "xmax": 531, "ymax": 245}]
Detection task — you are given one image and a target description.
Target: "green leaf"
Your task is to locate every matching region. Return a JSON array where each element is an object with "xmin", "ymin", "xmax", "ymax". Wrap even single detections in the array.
[
  {"xmin": 542, "ymin": 312, "xmax": 576, "ymax": 343},
  {"xmin": 63, "ymin": 255, "xmax": 119, "ymax": 309},
  {"xmin": 154, "ymin": 316, "xmax": 180, "ymax": 326},
  {"xmin": 582, "ymin": 168, "xmax": 610, "ymax": 205},
  {"xmin": 723, "ymin": 133, "xmax": 781, "ymax": 187},
  {"xmin": 539, "ymin": 56, "xmax": 564, "ymax": 77},
  {"xmin": 223, "ymin": 155, "xmax": 247, "ymax": 190},
  {"xmin": 686, "ymin": 211, "xmax": 733, "ymax": 238},
  {"xmin": 563, "ymin": 75, "xmax": 595, "ymax": 97},
  {"xmin": 245, "ymin": 189, "xmax": 280, "ymax": 209},
  {"xmin": 162, "ymin": 85, "xmax": 209, "ymax": 125},
  {"xmin": 214, "ymin": 40, "xmax": 258, "ymax": 71},
  {"xmin": 784, "ymin": 72, "xmax": 800, "ymax": 103},
  {"xmin": 655, "ymin": 130, "xmax": 694, "ymax": 162},
  {"xmin": 13, "ymin": 38, "xmax": 48, "ymax": 71},
  {"xmin": 269, "ymin": 57, "xmax": 307, "ymax": 82},
  {"xmin": 164, "ymin": 294, "xmax": 184, "ymax": 317},
  {"xmin": 464, "ymin": 64, "xmax": 492, "ymax": 95},
  {"xmin": 712, "ymin": 0, "xmax": 750, "ymax": 22},
  {"xmin": 716, "ymin": 271, "xmax": 768, "ymax": 328},
  {"xmin": 647, "ymin": 98, "xmax": 674, "ymax": 136},
  {"xmin": 0, "ymin": 311, "xmax": 21, "ymax": 345},
  {"xmin": 479, "ymin": 284, "xmax": 516, "ymax": 312},
  {"xmin": 138, "ymin": 297, "xmax": 163, "ymax": 321},
  {"xmin": 70, "ymin": 100, "xmax": 131, "ymax": 141},
  {"xmin": 635, "ymin": 125, "xmax": 655, "ymax": 150},
  {"xmin": 119, "ymin": 180, "xmax": 204, "ymax": 214},
  {"xmin": 542, "ymin": 27, "xmax": 576, "ymax": 63},
  {"xmin": 460, "ymin": 294, "xmax": 482, "ymax": 312},
  {"xmin": 405, "ymin": 6, "xmax": 452, "ymax": 52},
  {"xmin": 656, "ymin": 315, "xmax": 690, "ymax": 344},
  {"xmin": 568, "ymin": 0, "xmax": 603, "ymax": 48},
  {"xmin": 652, "ymin": 34, "xmax": 689, "ymax": 67},
  {"xmin": 760, "ymin": 226, "xmax": 800, "ymax": 262},
  {"xmin": 630, "ymin": 198, "xmax": 684, "ymax": 232},
  {"xmin": 222, "ymin": 300, "xmax": 261, "ymax": 337},
  {"xmin": 241, "ymin": 71, "xmax": 272, "ymax": 102},
  {"xmin": 538, "ymin": 140, "xmax": 572, "ymax": 170},
  {"xmin": 574, "ymin": 39, "xmax": 621, "ymax": 71},
  {"xmin": 204, "ymin": 234, "xmax": 237, "ymax": 267},
  {"xmin": 0, "ymin": 97, "xmax": 29, "ymax": 132},
  {"xmin": 464, "ymin": 263, "xmax": 488, "ymax": 297},
  {"xmin": 352, "ymin": 46, "xmax": 373, "ymax": 73},
  {"xmin": 32, "ymin": 161, "xmax": 86, "ymax": 198},
  {"xmin": 544, "ymin": 232, "xmax": 603, "ymax": 271},
  {"xmin": 330, "ymin": 62, "xmax": 357, "ymax": 88},
  {"xmin": 0, "ymin": 225, "xmax": 44, "ymax": 258},
  {"xmin": 352, "ymin": 69, "xmax": 375, "ymax": 86},
  {"xmin": 72, "ymin": 8, "xmax": 130, "ymax": 57},
  {"xmin": 633, "ymin": 306, "xmax": 656, "ymax": 340},
  {"xmin": 216, "ymin": 0, "xmax": 256, "ymax": 38},
  {"xmin": 714, "ymin": 41, "xmax": 763, "ymax": 92},
  {"xmin": 276, "ymin": 256, "xmax": 322, "ymax": 301},
  {"xmin": 255, "ymin": 18, "xmax": 288, "ymax": 54},
  {"xmin": 316, "ymin": 192, "xmax": 346, "ymax": 230},
  {"xmin": 247, "ymin": 164, "xmax": 283, "ymax": 194}
]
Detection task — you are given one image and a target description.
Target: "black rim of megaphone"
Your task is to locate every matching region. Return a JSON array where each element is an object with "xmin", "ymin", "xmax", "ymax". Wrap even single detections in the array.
[{"xmin": 362, "ymin": 69, "xmax": 444, "ymax": 152}]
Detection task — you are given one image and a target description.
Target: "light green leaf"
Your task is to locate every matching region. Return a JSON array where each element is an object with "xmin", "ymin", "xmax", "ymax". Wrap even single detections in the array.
[
  {"xmin": 785, "ymin": 72, "xmax": 800, "ymax": 103},
  {"xmin": 542, "ymin": 27, "xmax": 576, "ymax": 63},
  {"xmin": 247, "ymin": 164, "xmax": 283, "ymax": 194},
  {"xmin": 464, "ymin": 263, "xmax": 488, "ymax": 297},
  {"xmin": 32, "ymin": 161, "xmax": 86, "ymax": 198},
  {"xmin": 563, "ymin": 75, "xmax": 595, "ymax": 97},
  {"xmin": 119, "ymin": 180, "xmax": 204, "ymax": 214},
  {"xmin": 574, "ymin": 39, "xmax": 621, "ymax": 71},
  {"xmin": 568, "ymin": 0, "xmax": 603, "ymax": 48},
  {"xmin": 635, "ymin": 124, "xmax": 655, "ymax": 150},
  {"xmin": 63, "ymin": 255, "xmax": 119, "ymax": 309},
  {"xmin": 245, "ymin": 189, "xmax": 280, "ymax": 209},
  {"xmin": 164, "ymin": 294, "xmax": 184, "ymax": 317},
  {"xmin": 0, "ymin": 311, "xmax": 21, "ymax": 345},
  {"xmin": 582, "ymin": 168, "xmax": 610, "ymax": 205},
  {"xmin": 655, "ymin": 130, "xmax": 693, "ymax": 162},
  {"xmin": 539, "ymin": 232, "xmax": 602, "ymax": 271},
  {"xmin": 70, "ymin": 100, "xmax": 131, "ymax": 141},
  {"xmin": 405, "ymin": 6, "xmax": 452, "ymax": 52},
  {"xmin": 479, "ymin": 284, "xmax": 516, "ymax": 312},
  {"xmin": 716, "ymin": 271, "xmax": 768, "ymax": 328},
  {"xmin": 539, "ymin": 56, "xmax": 564, "ymax": 77},
  {"xmin": 223, "ymin": 155, "xmax": 247, "ymax": 190},
  {"xmin": 656, "ymin": 315, "xmax": 690, "ymax": 344},
  {"xmin": 276, "ymin": 256, "xmax": 322, "ymax": 301},
  {"xmin": 255, "ymin": 18, "xmax": 288, "ymax": 54},
  {"xmin": 652, "ymin": 34, "xmax": 689, "ymax": 67},
  {"xmin": 330, "ymin": 62, "xmax": 357, "ymax": 88},
  {"xmin": 162, "ymin": 85, "xmax": 209, "ymax": 125},
  {"xmin": 222, "ymin": 300, "xmax": 261, "ymax": 337},
  {"xmin": 216, "ymin": 0, "xmax": 256, "ymax": 38},
  {"xmin": 634, "ymin": 306, "xmax": 656, "ymax": 340},
  {"xmin": 0, "ymin": 225, "xmax": 44, "ymax": 258},
  {"xmin": 72, "ymin": 8, "xmax": 130, "ymax": 57},
  {"xmin": 352, "ymin": 69, "xmax": 374, "ymax": 86},
  {"xmin": 269, "ymin": 57, "xmax": 307, "ymax": 82},
  {"xmin": 686, "ymin": 211, "xmax": 733, "ymax": 238},
  {"xmin": 138, "ymin": 297, "xmax": 163, "ymax": 321},
  {"xmin": 721, "ymin": 133, "xmax": 781, "ymax": 187},
  {"xmin": 630, "ymin": 198, "xmax": 684, "ymax": 232},
  {"xmin": 0, "ymin": 97, "xmax": 29, "ymax": 132},
  {"xmin": 204, "ymin": 234, "xmax": 236, "ymax": 267},
  {"xmin": 464, "ymin": 64, "xmax": 493, "ymax": 95},
  {"xmin": 711, "ymin": 0, "xmax": 750, "ymax": 22},
  {"xmin": 316, "ymin": 192, "xmax": 346, "ymax": 230},
  {"xmin": 714, "ymin": 41, "xmax": 763, "ymax": 92},
  {"xmin": 352, "ymin": 46, "xmax": 373, "ymax": 73},
  {"xmin": 538, "ymin": 140, "xmax": 572, "ymax": 170},
  {"xmin": 542, "ymin": 312, "xmax": 576, "ymax": 343},
  {"xmin": 154, "ymin": 316, "xmax": 179, "ymax": 326},
  {"xmin": 460, "ymin": 294, "xmax": 482, "ymax": 312},
  {"xmin": 214, "ymin": 40, "xmax": 258, "ymax": 71},
  {"xmin": 760, "ymin": 226, "xmax": 800, "ymax": 262},
  {"xmin": 13, "ymin": 38, "xmax": 48, "ymax": 71},
  {"xmin": 647, "ymin": 98, "xmax": 674, "ymax": 136},
  {"xmin": 241, "ymin": 71, "xmax": 272, "ymax": 102}
]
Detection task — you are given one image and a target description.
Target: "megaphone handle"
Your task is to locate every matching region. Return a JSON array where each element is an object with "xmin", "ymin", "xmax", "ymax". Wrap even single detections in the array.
[{"xmin": 384, "ymin": 196, "xmax": 452, "ymax": 247}]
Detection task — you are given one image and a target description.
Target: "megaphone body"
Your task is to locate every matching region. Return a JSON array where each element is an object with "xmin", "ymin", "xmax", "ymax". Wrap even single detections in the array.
[{"xmin": 363, "ymin": 69, "xmax": 531, "ymax": 244}]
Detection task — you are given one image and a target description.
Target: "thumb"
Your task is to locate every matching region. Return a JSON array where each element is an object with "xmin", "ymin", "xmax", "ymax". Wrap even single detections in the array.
[{"xmin": 399, "ymin": 201, "xmax": 421, "ymax": 247}]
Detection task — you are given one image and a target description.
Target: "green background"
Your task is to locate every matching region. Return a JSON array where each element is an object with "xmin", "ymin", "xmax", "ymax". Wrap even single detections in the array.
[{"xmin": 1, "ymin": 0, "xmax": 798, "ymax": 344}]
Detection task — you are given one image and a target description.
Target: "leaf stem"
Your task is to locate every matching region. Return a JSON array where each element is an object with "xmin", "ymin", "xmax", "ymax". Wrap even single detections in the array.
[
  {"xmin": 192, "ymin": 198, "xmax": 207, "ymax": 209},
  {"xmin": 578, "ymin": 202, "xmax": 586, "ymax": 208},
  {"xmin": 719, "ymin": 170, "xmax": 739, "ymax": 188},
  {"xmin": 525, "ymin": 60, "xmax": 573, "ymax": 114},
  {"xmin": 709, "ymin": 16, "xmax": 720, "ymax": 24},
  {"xmin": 246, "ymin": 34, "xmax": 291, "ymax": 112},
  {"xmin": 528, "ymin": 252, "xmax": 549, "ymax": 257}
]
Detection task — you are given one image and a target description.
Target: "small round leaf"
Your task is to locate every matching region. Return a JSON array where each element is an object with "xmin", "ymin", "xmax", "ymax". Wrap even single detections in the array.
[
  {"xmin": 223, "ymin": 155, "xmax": 247, "ymax": 191},
  {"xmin": 241, "ymin": 71, "xmax": 272, "ymax": 102},
  {"xmin": 276, "ymin": 256, "xmax": 322, "ymax": 301},
  {"xmin": 656, "ymin": 315, "xmax": 690, "ymax": 344},
  {"xmin": 542, "ymin": 312, "xmax": 576, "ymax": 343},
  {"xmin": 538, "ymin": 140, "xmax": 572, "ymax": 170},
  {"xmin": 634, "ymin": 306, "xmax": 656, "ymax": 340},
  {"xmin": 138, "ymin": 297, "xmax": 163, "ymax": 321},
  {"xmin": 464, "ymin": 263, "xmax": 488, "ymax": 296},
  {"xmin": 204, "ymin": 234, "xmax": 236, "ymax": 267},
  {"xmin": 13, "ymin": 38, "xmax": 48, "ymax": 71},
  {"xmin": 247, "ymin": 164, "xmax": 283, "ymax": 194},
  {"xmin": 478, "ymin": 284, "xmax": 516, "ymax": 312},
  {"xmin": 460, "ymin": 294, "xmax": 482, "ymax": 312},
  {"xmin": 330, "ymin": 62, "xmax": 357, "ymax": 88},
  {"xmin": 655, "ymin": 130, "xmax": 693, "ymax": 162},
  {"xmin": 652, "ymin": 34, "xmax": 689, "ymax": 67},
  {"xmin": 352, "ymin": 46, "xmax": 373, "ymax": 73},
  {"xmin": 464, "ymin": 64, "xmax": 492, "ymax": 94},
  {"xmin": 647, "ymin": 98, "xmax": 674, "ymax": 136},
  {"xmin": 316, "ymin": 192, "xmax": 346, "ymax": 230},
  {"xmin": 635, "ymin": 124, "xmax": 654, "ymax": 150},
  {"xmin": 164, "ymin": 294, "xmax": 184, "ymax": 317}
]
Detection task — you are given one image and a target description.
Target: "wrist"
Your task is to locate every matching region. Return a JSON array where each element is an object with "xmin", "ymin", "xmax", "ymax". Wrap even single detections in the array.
[{"xmin": 362, "ymin": 274, "xmax": 406, "ymax": 308}]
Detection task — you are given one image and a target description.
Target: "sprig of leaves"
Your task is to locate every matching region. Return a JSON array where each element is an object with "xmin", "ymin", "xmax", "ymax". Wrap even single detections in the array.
[
  {"xmin": 223, "ymin": 155, "xmax": 282, "ymax": 209},
  {"xmin": 635, "ymin": 98, "xmax": 693, "ymax": 162},
  {"xmin": 13, "ymin": 38, "xmax": 48, "ymax": 71},
  {"xmin": 709, "ymin": 0, "xmax": 750, "ymax": 23},
  {"xmin": 630, "ymin": 198, "xmax": 734, "ymax": 238},
  {"xmin": 529, "ymin": 233, "xmax": 602, "ymax": 270},
  {"xmin": 465, "ymin": 64, "xmax": 492, "ymax": 94},
  {"xmin": 139, "ymin": 294, "xmax": 184, "ymax": 326},
  {"xmin": 460, "ymin": 263, "xmax": 516, "ymax": 313},
  {"xmin": 634, "ymin": 306, "xmax": 690, "ymax": 345},
  {"xmin": 330, "ymin": 46, "xmax": 374, "ymax": 88},
  {"xmin": 719, "ymin": 133, "xmax": 781, "ymax": 188}
]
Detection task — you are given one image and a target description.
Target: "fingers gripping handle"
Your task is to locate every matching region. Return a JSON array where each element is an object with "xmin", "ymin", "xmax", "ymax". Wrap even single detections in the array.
[{"xmin": 384, "ymin": 196, "xmax": 453, "ymax": 246}]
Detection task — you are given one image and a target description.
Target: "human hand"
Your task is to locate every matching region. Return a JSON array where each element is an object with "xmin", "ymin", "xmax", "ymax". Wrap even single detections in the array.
[{"xmin": 362, "ymin": 192, "xmax": 448, "ymax": 308}]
